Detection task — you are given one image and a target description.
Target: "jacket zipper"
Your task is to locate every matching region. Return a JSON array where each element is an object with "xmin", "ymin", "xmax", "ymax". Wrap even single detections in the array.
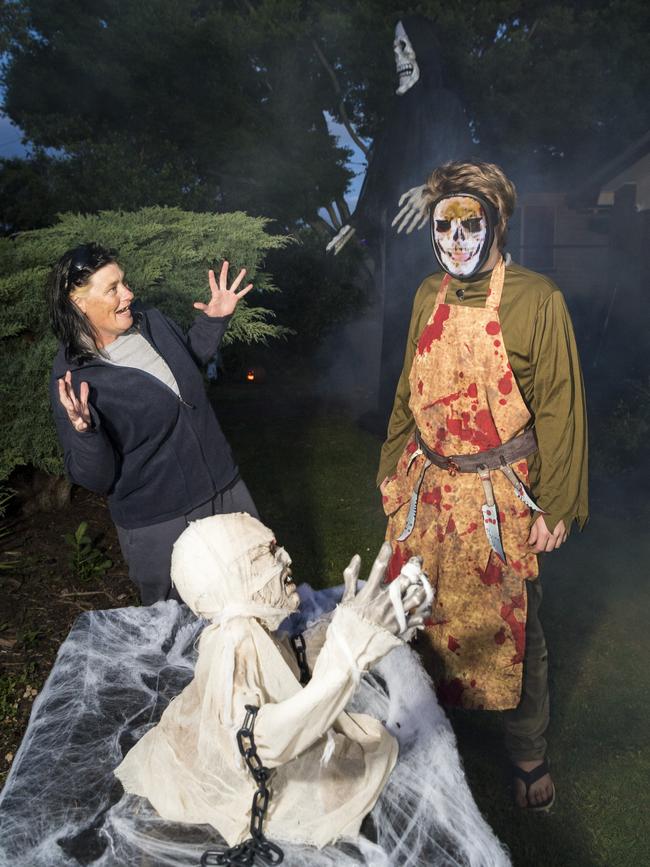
[
  {"xmin": 136, "ymin": 316, "xmax": 194, "ymax": 407},
  {"xmin": 86, "ymin": 358, "xmax": 195, "ymax": 409},
  {"xmin": 69, "ymin": 325, "xmax": 196, "ymax": 408}
]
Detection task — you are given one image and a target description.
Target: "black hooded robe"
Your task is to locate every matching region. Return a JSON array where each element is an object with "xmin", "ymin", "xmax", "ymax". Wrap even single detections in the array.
[{"xmin": 350, "ymin": 16, "xmax": 473, "ymax": 420}]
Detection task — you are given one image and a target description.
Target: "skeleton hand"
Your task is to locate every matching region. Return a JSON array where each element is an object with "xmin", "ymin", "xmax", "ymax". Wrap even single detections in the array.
[
  {"xmin": 391, "ymin": 185, "xmax": 430, "ymax": 235},
  {"xmin": 392, "ymin": 556, "xmax": 433, "ymax": 641},
  {"xmin": 325, "ymin": 224, "xmax": 356, "ymax": 255},
  {"xmin": 341, "ymin": 543, "xmax": 432, "ymax": 639}
]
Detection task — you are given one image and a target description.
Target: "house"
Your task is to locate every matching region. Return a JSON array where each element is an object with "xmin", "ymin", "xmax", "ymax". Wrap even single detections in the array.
[{"xmin": 513, "ymin": 132, "xmax": 650, "ymax": 393}]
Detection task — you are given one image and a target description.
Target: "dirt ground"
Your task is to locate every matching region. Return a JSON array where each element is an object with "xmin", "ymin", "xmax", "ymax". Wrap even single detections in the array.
[{"xmin": 0, "ymin": 486, "xmax": 136, "ymax": 785}]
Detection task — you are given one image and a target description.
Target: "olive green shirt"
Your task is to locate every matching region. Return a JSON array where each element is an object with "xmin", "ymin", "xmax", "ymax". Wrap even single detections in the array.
[{"xmin": 377, "ymin": 261, "xmax": 589, "ymax": 534}]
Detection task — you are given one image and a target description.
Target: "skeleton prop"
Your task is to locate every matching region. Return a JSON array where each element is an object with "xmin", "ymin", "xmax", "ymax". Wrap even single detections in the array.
[
  {"xmin": 114, "ymin": 513, "xmax": 433, "ymax": 851},
  {"xmin": 0, "ymin": 569, "xmax": 511, "ymax": 865},
  {"xmin": 326, "ymin": 19, "xmax": 433, "ymax": 255},
  {"xmin": 322, "ymin": 16, "xmax": 473, "ymax": 416},
  {"xmin": 394, "ymin": 20, "xmax": 420, "ymax": 95}
]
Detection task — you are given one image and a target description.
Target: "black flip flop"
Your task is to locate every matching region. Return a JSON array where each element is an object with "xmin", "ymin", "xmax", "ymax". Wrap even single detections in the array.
[{"xmin": 512, "ymin": 759, "xmax": 556, "ymax": 813}]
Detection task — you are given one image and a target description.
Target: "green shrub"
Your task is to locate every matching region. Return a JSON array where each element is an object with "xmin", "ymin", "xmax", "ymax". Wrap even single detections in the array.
[
  {"xmin": 0, "ymin": 486, "xmax": 19, "ymax": 572},
  {"xmin": 62, "ymin": 521, "xmax": 112, "ymax": 583},
  {"xmin": 0, "ymin": 207, "xmax": 291, "ymax": 481}
]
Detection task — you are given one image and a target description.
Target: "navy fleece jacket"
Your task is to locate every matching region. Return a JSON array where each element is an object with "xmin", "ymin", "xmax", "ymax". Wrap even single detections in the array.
[{"xmin": 50, "ymin": 304, "xmax": 238, "ymax": 529}]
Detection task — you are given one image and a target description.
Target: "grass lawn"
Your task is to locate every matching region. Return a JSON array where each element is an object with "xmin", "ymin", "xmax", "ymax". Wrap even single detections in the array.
[{"xmin": 2, "ymin": 378, "xmax": 647, "ymax": 866}]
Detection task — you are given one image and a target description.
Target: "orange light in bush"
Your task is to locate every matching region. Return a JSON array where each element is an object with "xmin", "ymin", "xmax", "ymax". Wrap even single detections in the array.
[{"xmin": 246, "ymin": 370, "xmax": 255, "ymax": 382}]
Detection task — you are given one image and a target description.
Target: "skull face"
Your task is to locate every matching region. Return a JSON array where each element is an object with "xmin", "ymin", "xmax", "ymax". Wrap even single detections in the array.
[
  {"xmin": 432, "ymin": 195, "xmax": 491, "ymax": 277},
  {"xmin": 253, "ymin": 542, "xmax": 300, "ymax": 613},
  {"xmin": 394, "ymin": 21, "xmax": 420, "ymax": 95}
]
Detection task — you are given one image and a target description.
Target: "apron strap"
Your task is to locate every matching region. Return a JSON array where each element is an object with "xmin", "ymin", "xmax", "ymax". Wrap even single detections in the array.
[
  {"xmin": 435, "ymin": 273, "xmax": 452, "ymax": 305},
  {"xmin": 485, "ymin": 257, "xmax": 506, "ymax": 310},
  {"xmin": 435, "ymin": 258, "xmax": 506, "ymax": 309}
]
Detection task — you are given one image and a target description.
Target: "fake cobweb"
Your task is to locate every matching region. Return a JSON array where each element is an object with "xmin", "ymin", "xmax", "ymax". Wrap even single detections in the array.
[{"xmin": 0, "ymin": 587, "xmax": 510, "ymax": 867}]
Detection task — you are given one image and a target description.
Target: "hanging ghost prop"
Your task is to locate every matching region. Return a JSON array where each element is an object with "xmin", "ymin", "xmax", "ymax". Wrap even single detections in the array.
[
  {"xmin": 114, "ymin": 513, "xmax": 432, "ymax": 854},
  {"xmin": 325, "ymin": 16, "xmax": 473, "ymax": 420}
]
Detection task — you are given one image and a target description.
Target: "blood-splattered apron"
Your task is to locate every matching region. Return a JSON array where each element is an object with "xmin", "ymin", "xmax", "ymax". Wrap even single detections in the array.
[{"xmin": 381, "ymin": 259, "xmax": 539, "ymax": 710}]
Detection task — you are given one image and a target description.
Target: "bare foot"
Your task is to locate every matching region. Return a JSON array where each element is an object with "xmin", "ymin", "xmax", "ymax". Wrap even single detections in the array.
[{"xmin": 513, "ymin": 759, "xmax": 555, "ymax": 809}]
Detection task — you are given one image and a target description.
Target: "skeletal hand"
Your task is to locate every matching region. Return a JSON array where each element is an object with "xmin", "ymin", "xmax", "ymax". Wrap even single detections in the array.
[
  {"xmin": 58, "ymin": 370, "xmax": 91, "ymax": 432},
  {"xmin": 341, "ymin": 542, "xmax": 432, "ymax": 639},
  {"xmin": 526, "ymin": 515, "xmax": 567, "ymax": 553},
  {"xmin": 391, "ymin": 185, "xmax": 430, "ymax": 235},
  {"xmin": 193, "ymin": 260, "xmax": 253, "ymax": 318},
  {"xmin": 325, "ymin": 224, "xmax": 356, "ymax": 255},
  {"xmin": 391, "ymin": 556, "xmax": 433, "ymax": 641}
]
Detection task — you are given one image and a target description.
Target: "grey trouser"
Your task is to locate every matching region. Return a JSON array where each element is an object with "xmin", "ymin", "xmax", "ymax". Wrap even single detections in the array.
[
  {"xmin": 116, "ymin": 477, "xmax": 259, "ymax": 605},
  {"xmin": 503, "ymin": 578, "xmax": 549, "ymax": 762}
]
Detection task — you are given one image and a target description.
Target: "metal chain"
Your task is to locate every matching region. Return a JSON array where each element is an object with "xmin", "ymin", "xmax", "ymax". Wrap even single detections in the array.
[
  {"xmin": 200, "ymin": 706, "xmax": 284, "ymax": 866},
  {"xmin": 290, "ymin": 632, "xmax": 311, "ymax": 685}
]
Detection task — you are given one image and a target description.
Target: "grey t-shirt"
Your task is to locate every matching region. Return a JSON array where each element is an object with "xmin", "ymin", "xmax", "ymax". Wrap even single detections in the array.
[{"xmin": 103, "ymin": 331, "xmax": 180, "ymax": 396}]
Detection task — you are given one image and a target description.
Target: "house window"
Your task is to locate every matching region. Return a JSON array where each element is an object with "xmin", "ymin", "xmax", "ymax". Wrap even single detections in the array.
[{"xmin": 522, "ymin": 205, "xmax": 555, "ymax": 271}]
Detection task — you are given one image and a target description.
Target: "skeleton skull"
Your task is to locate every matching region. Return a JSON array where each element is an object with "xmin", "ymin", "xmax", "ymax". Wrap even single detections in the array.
[
  {"xmin": 431, "ymin": 195, "xmax": 492, "ymax": 278},
  {"xmin": 394, "ymin": 21, "xmax": 420, "ymax": 95},
  {"xmin": 252, "ymin": 542, "xmax": 300, "ymax": 612}
]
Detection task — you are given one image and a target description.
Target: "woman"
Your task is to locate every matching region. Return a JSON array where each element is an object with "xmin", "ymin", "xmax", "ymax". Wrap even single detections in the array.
[{"xmin": 48, "ymin": 242, "xmax": 258, "ymax": 604}]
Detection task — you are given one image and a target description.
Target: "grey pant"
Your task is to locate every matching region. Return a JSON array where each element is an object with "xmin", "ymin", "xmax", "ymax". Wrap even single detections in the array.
[
  {"xmin": 116, "ymin": 477, "xmax": 259, "ymax": 605},
  {"xmin": 503, "ymin": 578, "xmax": 550, "ymax": 762}
]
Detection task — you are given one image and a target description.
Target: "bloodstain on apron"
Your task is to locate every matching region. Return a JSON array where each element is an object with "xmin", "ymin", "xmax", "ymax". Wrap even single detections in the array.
[{"xmin": 381, "ymin": 259, "xmax": 538, "ymax": 710}]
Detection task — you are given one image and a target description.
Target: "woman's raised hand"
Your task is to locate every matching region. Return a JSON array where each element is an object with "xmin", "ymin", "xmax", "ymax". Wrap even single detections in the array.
[
  {"xmin": 194, "ymin": 260, "xmax": 253, "ymax": 318},
  {"xmin": 58, "ymin": 370, "xmax": 91, "ymax": 432}
]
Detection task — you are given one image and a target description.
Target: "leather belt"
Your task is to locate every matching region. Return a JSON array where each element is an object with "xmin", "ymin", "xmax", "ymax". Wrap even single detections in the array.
[{"xmin": 414, "ymin": 427, "xmax": 538, "ymax": 476}]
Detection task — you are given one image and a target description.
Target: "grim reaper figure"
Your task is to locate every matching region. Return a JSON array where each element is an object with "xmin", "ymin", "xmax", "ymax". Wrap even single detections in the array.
[
  {"xmin": 114, "ymin": 513, "xmax": 510, "ymax": 865},
  {"xmin": 326, "ymin": 16, "xmax": 473, "ymax": 419}
]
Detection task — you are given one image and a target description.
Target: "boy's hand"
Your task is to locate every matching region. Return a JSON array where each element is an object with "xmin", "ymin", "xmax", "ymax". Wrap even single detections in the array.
[{"xmin": 526, "ymin": 515, "xmax": 567, "ymax": 553}]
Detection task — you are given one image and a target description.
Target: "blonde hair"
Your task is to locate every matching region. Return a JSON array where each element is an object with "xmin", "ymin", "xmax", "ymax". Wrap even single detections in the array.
[{"xmin": 424, "ymin": 161, "xmax": 516, "ymax": 251}]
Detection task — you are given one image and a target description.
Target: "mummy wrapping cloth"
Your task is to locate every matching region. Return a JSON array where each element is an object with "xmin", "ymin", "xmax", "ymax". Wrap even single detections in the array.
[
  {"xmin": 114, "ymin": 513, "xmax": 431, "ymax": 848},
  {"xmin": 0, "ymin": 561, "xmax": 511, "ymax": 864}
]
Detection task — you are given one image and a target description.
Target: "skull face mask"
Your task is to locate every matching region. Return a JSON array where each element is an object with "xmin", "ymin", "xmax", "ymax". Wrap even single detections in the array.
[
  {"xmin": 430, "ymin": 194, "xmax": 497, "ymax": 279},
  {"xmin": 394, "ymin": 21, "xmax": 420, "ymax": 95}
]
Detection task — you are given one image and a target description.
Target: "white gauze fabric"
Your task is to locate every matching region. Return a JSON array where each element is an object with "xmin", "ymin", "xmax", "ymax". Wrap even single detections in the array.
[
  {"xmin": 114, "ymin": 513, "xmax": 402, "ymax": 848},
  {"xmin": 0, "ymin": 589, "xmax": 511, "ymax": 866}
]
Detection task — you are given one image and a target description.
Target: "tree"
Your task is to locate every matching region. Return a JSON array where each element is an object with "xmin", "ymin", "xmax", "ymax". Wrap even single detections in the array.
[
  {"xmin": 0, "ymin": 206, "xmax": 290, "ymax": 481},
  {"xmin": 3, "ymin": 1, "xmax": 649, "ymax": 227},
  {"xmin": 262, "ymin": 225, "xmax": 369, "ymax": 350},
  {"xmin": 0, "ymin": 0, "xmax": 354, "ymax": 230}
]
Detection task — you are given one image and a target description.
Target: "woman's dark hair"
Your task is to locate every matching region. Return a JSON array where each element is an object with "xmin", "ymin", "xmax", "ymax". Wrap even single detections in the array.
[{"xmin": 46, "ymin": 242, "xmax": 118, "ymax": 363}]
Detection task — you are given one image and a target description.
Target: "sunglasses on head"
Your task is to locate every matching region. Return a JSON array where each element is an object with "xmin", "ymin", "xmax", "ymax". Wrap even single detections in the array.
[{"xmin": 67, "ymin": 247, "xmax": 99, "ymax": 290}]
